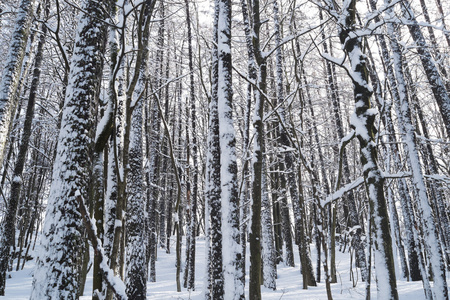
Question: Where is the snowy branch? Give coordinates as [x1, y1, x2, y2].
[76, 193, 128, 300]
[322, 177, 365, 207]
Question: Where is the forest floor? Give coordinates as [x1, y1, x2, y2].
[2, 236, 447, 299]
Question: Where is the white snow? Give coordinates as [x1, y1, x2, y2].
[3, 236, 448, 299]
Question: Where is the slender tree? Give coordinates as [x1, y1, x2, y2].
[0, 0, 46, 294]
[205, 1, 224, 298]
[184, 0, 199, 290]
[215, 0, 245, 296]
[400, 0, 450, 136]
[0, 0, 34, 168]
[323, 0, 398, 298]
[273, 0, 295, 268]
[385, 3, 448, 297]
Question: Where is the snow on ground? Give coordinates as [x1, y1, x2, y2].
[2, 236, 447, 299]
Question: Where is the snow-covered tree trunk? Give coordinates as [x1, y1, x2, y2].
[30, 0, 110, 298]
[102, 4, 125, 299]
[158, 76, 171, 251]
[125, 1, 155, 297]
[272, 0, 295, 268]
[248, 0, 268, 297]
[319, 7, 367, 281]
[410, 85, 450, 268]
[206, 1, 224, 298]
[0, 2, 44, 292]
[261, 158, 277, 290]
[216, 0, 245, 296]
[184, 0, 198, 290]
[91, 149, 105, 299]
[0, 0, 34, 169]
[146, 62, 160, 285]
[385, 6, 448, 297]
[125, 96, 147, 300]
[400, 0, 450, 137]
[184, 84, 192, 289]
[146, 1, 163, 283]
[104, 136, 121, 299]
[331, 0, 398, 298]
[367, 1, 424, 282]
[104, 71, 125, 300]
[238, 0, 255, 287]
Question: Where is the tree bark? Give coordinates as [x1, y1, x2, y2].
[401, 0, 450, 137]
[0, 1, 44, 293]
[30, 0, 110, 298]
[333, 0, 398, 298]
[205, 2, 224, 298]
[0, 0, 35, 168]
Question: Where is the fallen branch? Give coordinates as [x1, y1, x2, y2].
[76, 191, 128, 300]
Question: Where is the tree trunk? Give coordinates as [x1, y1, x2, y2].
[0, 1, 44, 293]
[30, 0, 110, 298]
[91, 151, 105, 299]
[125, 96, 147, 300]
[367, 1, 424, 281]
[335, 0, 398, 298]
[206, 2, 224, 298]
[146, 1, 164, 283]
[184, 0, 198, 289]
[261, 157, 277, 290]
[401, 0, 450, 137]
[385, 5, 448, 297]
[215, 0, 245, 296]
[0, 0, 34, 168]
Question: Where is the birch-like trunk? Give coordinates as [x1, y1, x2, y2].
[400, 0, 450, 137]
[0, 0, 34, 168]
[216, 0, 245, 297]
[385, 5, 448, 297]
[367, 0, 424, 281]
[0, 2, 44, 293]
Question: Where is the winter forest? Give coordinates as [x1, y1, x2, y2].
[0, 0, 449, 299]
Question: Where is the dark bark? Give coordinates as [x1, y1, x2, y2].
[76, 196, 126, 300]
[206, 2, 224, 298]
[0, 2, 44, 293]
[0, 0, 35, 168]
[335, 1, 398, 298]
[364, 4, 423, 280]
[320, 8, 367, 281]
[401, 0, 450, 137]
[30, 0, 110, 297]
[184, 0, 198, 289]
[92, 152, 105, 299]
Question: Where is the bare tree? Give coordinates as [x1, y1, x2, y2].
[30, 0, 111, 297]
